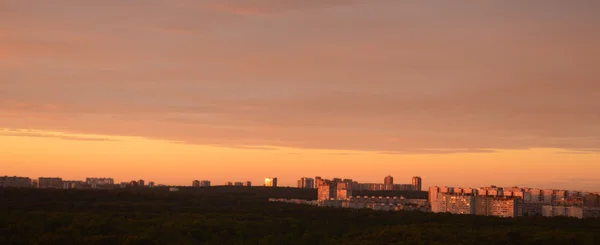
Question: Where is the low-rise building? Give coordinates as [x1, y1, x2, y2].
[542, 205, 584, 219]
[0, 176, 32, 188]
[437, 194, 476, 215]
[62, 180, 86, 189]
[38, 177, 63, 189]
[583, 207, 600, 218]
[476, 196, 523, 217]
[86, 178, 114, 188]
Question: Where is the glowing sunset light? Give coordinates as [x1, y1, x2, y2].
[1, 0, 599, 191]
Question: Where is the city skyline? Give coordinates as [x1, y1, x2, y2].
[2, 1, 600, 191]
[2, 173, 599, 194]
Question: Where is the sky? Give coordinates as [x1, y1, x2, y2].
[1, 0, 600, 191]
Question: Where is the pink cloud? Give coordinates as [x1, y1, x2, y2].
[1, 0, 599, 154]
[201, 0, 360, 16]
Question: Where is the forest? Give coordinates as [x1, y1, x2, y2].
[1, 187, 599, 245]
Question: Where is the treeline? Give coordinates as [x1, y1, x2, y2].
[0, 188, 599, 245]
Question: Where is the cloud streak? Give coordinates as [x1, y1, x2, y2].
[0, 129, 120, 142]
[202, 0, 360, 16]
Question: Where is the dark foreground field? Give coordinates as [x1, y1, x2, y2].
[1, 187, 599, 245]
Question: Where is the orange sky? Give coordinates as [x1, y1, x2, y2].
[1, 1, 599, 191]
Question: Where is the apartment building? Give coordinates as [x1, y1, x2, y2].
[0, 176, 32, 188]
[192, 180, 200, 187]
[437, 194, 476, 215]
[476, 196, 523, 218]
[542, 205, 584, 219]
[38, 177, 63, 189]
[265, 177, 278, 187]
[318, 180, 338, 201]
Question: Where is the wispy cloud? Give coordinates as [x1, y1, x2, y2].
[0, 129, 120, 142]
[208, 145, 280, 151]
[553, 149, 600, 155]
[201, 0, 360, 16]
[379, 149, 497, 155]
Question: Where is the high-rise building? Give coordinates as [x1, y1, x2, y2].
[149, 182, 155, 188]
[542, 189, 554, 204]
[192, 180, 200, 187]
[200, 180, 211, 187]
[138, 179, 145, 187]
[265, 177, 278, 187]
[31, 180, 38, 188]
[584, 193, 600, 207]
[226, 181, 233, 186]
[297, 177, 315, 189]
[38, 177, 63, 189]
[243, 181, 251, 187]
[429, 186, 440, 212]
[384, 175, 394, 185]
[304, 178, 315, 189]
[0, 176, 32, 188]
[412, 176, 422, 191]
[315, 176, 323, 189]
[318, 180, 337, 201]
[529, 189, 542, 203]
[555, 190, 568, 200]
[336, 188, 352, 200]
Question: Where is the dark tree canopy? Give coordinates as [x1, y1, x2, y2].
[0, 187, 598, 245]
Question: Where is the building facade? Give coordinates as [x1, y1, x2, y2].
[476, 196, 523, 217]
[298, 177, 315, 189]
[86, 178, 114, 188]
[318, 181, 337, 201]
[436, 193, 476, 215]
[412, 176, 422, 191]
[38, 177, 63, 189]
[265, 177, 278, 187]
[0, 176, 32, 188]
[62, 181, 86, 189]
[542, 205, 584, 219]
[384, 175, 394, 185]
